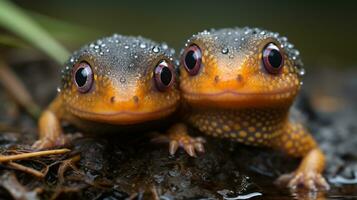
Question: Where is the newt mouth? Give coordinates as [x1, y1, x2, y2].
[182, 87, 297, 98]
[67, 104, 177, 124]
[181, 87, 297, 108]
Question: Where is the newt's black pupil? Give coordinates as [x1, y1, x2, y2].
[185, 50, 197, 70]
[268, 49, 282, 68]
[75, 68, 88, 87]
[160, 67, 172, 86]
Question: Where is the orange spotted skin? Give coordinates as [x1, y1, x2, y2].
[179, 27, 329, 190]
[33, 34, 180, 148]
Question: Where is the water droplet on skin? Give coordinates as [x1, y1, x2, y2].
[281, 37, 288, 42]
[202, 30, 210, 35]
[140, 43, 146, 48]
[120, 77, 126, 83]
[221, 48, 229, 54]
[293, 50, 300, 56]
[152, 46, 160, 53]
[299, 68, 306, 76]
[229, 54, 234, 59]
[161, 43, 168, 50]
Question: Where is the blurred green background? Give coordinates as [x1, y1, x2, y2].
[8, 0, 357, 68]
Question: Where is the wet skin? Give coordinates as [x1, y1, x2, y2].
[33, 34, 181, 149]
[178, 27, 330, 191]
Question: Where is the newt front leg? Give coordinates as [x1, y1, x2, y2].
[152, 123, 205, 157]
[273, 123, 330, 191]
[167, 123, 205, 157]
[32, 97, 66, 149]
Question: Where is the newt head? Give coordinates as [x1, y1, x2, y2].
[60, 34, 180, 124]
[179, 28, 304, 108]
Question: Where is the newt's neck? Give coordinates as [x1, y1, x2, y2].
[186, 106, 290, 146]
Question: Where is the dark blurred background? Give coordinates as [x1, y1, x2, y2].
[11, 0, 357, 68]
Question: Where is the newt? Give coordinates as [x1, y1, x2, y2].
[177, 27, 330, 191]
[32, 34, 181, 149]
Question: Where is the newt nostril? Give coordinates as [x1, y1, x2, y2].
[214, 75, 219, 83]
[110, 96, 116, 103]
[133, 96, 139, 104]
[237, 74, 243, 83]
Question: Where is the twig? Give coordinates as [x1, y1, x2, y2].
[0, 148, 70, 162]
[151, 185, 160, 200]
[0, 59, 41, 119]
[7, 161, 45, 178]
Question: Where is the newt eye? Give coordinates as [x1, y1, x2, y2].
[262, 43, 284, 74]
[154, 60, 175, 91]
[73, 62, 94, 93]
[183, 44, 202, 76]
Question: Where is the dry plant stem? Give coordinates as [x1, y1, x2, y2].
[0, 148, 71, 162]
[151, 185, 160, 200]
[127, 193, 138, 200]
[58, 155, 81, 183]
[0, 59, 41, 118]
[7, 161, 45, 178]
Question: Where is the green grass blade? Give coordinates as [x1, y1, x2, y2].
[0, 0, 70, 64]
